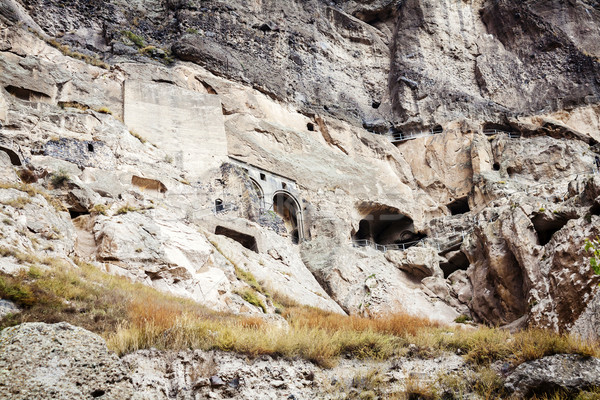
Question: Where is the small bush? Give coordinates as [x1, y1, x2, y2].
[95, 106, 112, 115]
[91, 204, 107, 216]
[129, 130, 147, 144]
[17, 168, 37, 184]
[3, 196, 31, 209]
[50, 170, 70, 188]
[235, 288, 266, 313]
[0, 182, 65, 211]
[454, 314, 472, 324]
[234, 266, 264, 294]
[122, 30, 145, 48]
[58, 101, 89, 111]
[46, 39, 109, 69]
[116, 205, 138, 215]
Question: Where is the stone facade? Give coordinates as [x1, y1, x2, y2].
[123, 80, 228, 178]
[44, 138, 116, 170]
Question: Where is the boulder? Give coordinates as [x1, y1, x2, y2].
[0, 299, 19, 318]
[505, 354, 600, 397]
[0, 322, 138, 399]
[385, 246, 444, 279]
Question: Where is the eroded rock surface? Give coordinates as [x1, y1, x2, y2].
[505, 354, 600, 398]
[0, 322, 138, 399]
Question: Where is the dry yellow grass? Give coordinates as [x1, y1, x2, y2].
[0, 182, 66, 211]
[0, 254, 598, 371]
[285, 306, 439, 337]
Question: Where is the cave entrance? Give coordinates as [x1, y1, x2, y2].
[531, 211, 577, 246]
[482, 122, 513, 135]
[68, 209, 90, 219]
[440, 250, 470, 278]
[0, 147, 22, 166]
[352, 204, 424, 249]
[215, 226, 258, 253]
[5, 85, 51, 102]
[447, 197, 470, 215]
[273, 191, 303, 244]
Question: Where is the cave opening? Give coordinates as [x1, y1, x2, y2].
[5, 85, 51, 102]
[493, 162, 500, 171]
[68, 209, 90, 219]
[531, 212, 576, 246]
[215, 226, 258, 253]
[307, 122, 315, 131]
[482, 122, 513, 133]
[432, 124, 444, 134]
[440, 250, 470, 278]
[273, 191, 303, 244]
[447, 197, 470, 215]
[352, 204, 424, 249]
[0, 147, 22, 166]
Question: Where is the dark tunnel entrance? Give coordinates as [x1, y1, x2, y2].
[273, 191, 303, 244]
[447, 197, 470, 215]
[215, 226, 258, 253]
[352, 204, 425, 250]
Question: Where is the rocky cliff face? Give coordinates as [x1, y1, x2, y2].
[1, 0, 600, 343]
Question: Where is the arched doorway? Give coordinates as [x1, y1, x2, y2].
[272, 190, 303, 244]
[249, 177, 265, 210]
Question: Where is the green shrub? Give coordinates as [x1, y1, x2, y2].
[122, 30, 145, 48]
[585, 237, 600, 276]
[454, 314, 472, 324]
[91, 204, 108, 215]
[129, 130, 147, 144]
[95, 106, 112, 115]
[116, 205, 138, 215]
[235, 288, 266, 313]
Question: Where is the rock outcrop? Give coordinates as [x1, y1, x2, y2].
[0, 322, 138, 399]
[505, 354, 600, 398]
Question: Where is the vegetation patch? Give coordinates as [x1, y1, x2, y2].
[91, 204, 108, 216]
[50, 169, 70, 188]
[46, 38, 109, 69]
[95, 106, 113, 115]
[122, 30, 145, 48]
[3, 196, 31, 209]
[129, 130, 147, 144]
[234, 288, 266, 313]
[116, 205, 139, 215]
[0, 252, 597, 373]
[0, 182, 65, 211]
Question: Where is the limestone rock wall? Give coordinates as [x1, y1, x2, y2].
[0, 0, 599, 336]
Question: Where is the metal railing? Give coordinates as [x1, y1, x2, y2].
[350, 238, 425, 252]
[389, 128, 444, 143]
[482, 129, 521, 139]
